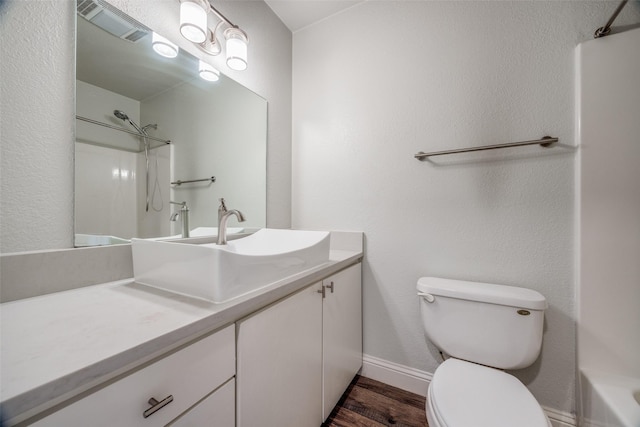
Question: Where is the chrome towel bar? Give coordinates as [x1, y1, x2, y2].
[414, 136, 558, 160]
[171, 176, 216, 186]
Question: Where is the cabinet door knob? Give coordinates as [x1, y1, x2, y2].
[143, 395, 173, 418]
[325, 281, 334, 294]
[317, 286, 326, 298]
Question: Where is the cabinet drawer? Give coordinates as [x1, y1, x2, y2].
[33, 325, 235, 427]
[170, 379, 235, 427]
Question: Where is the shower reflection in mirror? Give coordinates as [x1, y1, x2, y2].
[74, 88, 172, 246]
[112, 109, 164, 214]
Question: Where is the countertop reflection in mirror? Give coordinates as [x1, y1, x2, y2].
[75, 3, 266, 247]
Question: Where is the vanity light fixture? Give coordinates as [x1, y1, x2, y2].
[151, 32, 179, 58]
[199, 60, 220, 82]
[178, 0, 249, 71]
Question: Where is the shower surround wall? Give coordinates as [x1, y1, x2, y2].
[577, 27, 640, 427]
[292, 1, 637, 419]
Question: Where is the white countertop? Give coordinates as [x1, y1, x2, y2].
[1, 239, 362, 424]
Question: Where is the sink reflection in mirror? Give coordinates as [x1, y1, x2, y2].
[132, 229, 331, 303]
[75, 234, 131, 247]
[74, 227, 247, 247]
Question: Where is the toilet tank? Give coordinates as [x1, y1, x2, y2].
[417, 277, 547, 370]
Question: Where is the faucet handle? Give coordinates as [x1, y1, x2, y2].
[219, 198, 227, 211]
[218, 198, 227, 223]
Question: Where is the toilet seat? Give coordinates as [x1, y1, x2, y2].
[427, 358, 550, 427]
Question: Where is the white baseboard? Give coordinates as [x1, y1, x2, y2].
[360, 354, 576, 427]
[542, 405, 578, 427]
[361, 354, 431, 397]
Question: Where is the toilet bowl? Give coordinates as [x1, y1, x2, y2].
[417, 277, 550, 427]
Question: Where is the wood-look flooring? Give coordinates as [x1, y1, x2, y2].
[323, 376, 429, 427]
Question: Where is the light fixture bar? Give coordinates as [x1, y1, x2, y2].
[205, 1, 237, 29]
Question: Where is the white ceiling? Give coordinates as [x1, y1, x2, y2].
[264, 0, 363, 32]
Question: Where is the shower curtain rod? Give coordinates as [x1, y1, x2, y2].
[594, 0, 628, 38]
[76, 115, 171, 145]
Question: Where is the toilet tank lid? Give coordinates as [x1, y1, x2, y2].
[417, 277, 547, 310]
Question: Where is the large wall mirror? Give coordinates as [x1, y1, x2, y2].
[75, 2, 267, 246]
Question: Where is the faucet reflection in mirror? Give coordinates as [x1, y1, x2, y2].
[170, 201, 190, 238]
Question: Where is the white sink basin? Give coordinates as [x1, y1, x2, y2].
[131, 229, 330, 303]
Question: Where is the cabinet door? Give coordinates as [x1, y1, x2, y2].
[169, 379, 234, 427]
[322, 263, 363, 420]
[237, 283, 323, 427]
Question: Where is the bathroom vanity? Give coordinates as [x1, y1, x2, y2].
[0, 232, 363, 426]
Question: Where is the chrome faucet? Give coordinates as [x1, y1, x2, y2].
[169, 201, 190, 238]
[217, 198, 245, 245]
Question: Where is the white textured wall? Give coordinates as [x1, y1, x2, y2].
[0, 0, 75, 253]
[0, 0, 291, 254]
[578, 28, 640, 378]
[292, 1, 638, 414]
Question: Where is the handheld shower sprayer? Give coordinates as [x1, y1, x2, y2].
[113, 109, 163, 213]
[113, 110, 145, 135]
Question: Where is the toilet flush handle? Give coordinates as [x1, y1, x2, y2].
[417, 292, 435, 303]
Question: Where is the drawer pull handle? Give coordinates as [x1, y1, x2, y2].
[143, 395, 173, 418]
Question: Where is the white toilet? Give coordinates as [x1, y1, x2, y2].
[417, 276, 551, 427]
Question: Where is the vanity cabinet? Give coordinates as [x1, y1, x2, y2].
[32, 325, 235, 427]
[236, 263, 362, 426]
